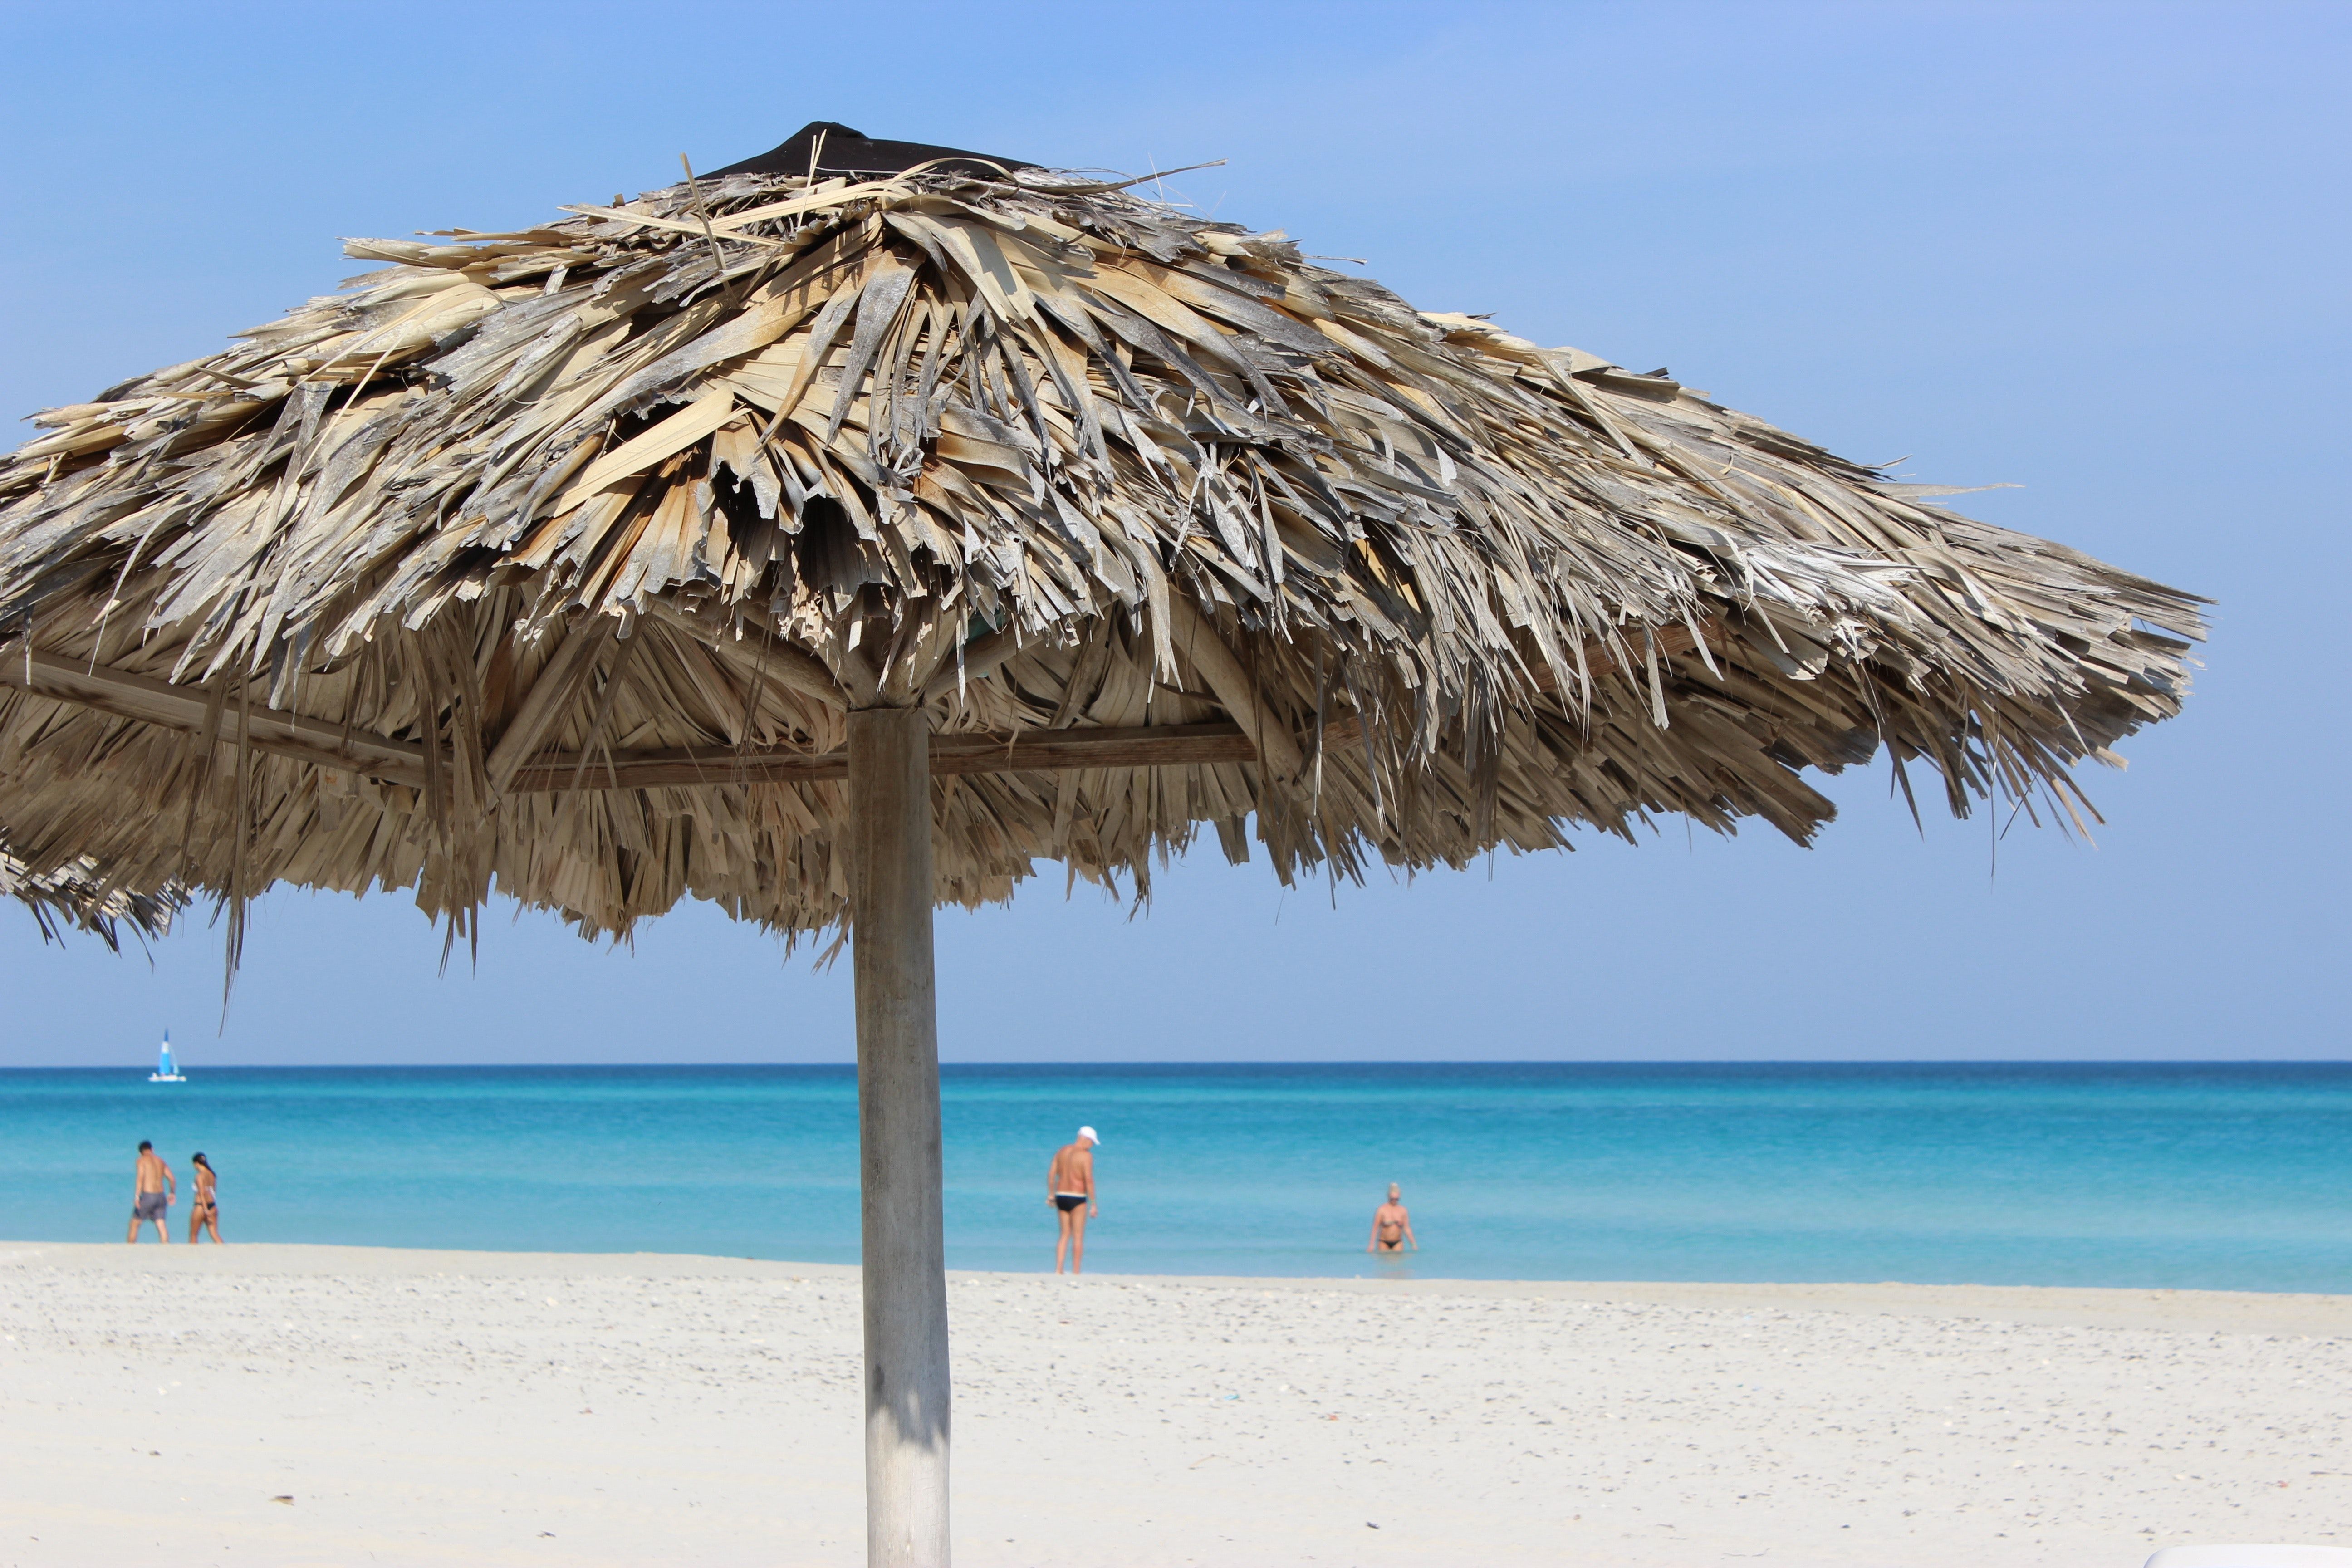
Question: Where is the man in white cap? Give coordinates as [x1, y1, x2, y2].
[1046, 1127, 1100, 1274]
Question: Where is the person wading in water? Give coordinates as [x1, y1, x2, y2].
[1367, 1182, 1418, 1253]
[1046, 1127, 1100, 1275]
[127, 1141, 174, 1243]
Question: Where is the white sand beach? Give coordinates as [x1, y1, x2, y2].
[1, 1244, 2345, 1567]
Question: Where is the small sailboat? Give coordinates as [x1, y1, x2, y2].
[149, 1031, 186, 1083]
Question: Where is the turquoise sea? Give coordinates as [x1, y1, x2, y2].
[4, 1063, 2347, 1290]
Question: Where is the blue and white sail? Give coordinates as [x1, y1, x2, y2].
[149, 1031, 185, 1083]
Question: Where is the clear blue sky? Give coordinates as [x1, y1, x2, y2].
[0, 0, 2342, 1065]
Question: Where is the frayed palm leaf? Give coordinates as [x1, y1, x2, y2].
[0, 843, 183, 950]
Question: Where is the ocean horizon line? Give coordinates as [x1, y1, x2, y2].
[9, 1058, 2349, 1070]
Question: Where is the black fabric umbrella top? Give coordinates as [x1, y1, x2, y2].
[707, 122, 1034, 182]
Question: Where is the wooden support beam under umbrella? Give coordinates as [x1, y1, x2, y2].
[0, 122, 2202, 1564]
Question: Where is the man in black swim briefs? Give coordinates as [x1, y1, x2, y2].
[1046, 1127, 1099, 1275]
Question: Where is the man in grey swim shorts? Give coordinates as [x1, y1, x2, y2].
[127, 1140, 174, 1244]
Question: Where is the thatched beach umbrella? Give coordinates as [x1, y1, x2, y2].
[0, 121, 2200, 1562]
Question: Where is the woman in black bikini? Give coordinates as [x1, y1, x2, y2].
[186, 1152, 223, 1244]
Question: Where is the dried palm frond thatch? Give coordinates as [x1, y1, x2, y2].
[0, 142, 2203, 943]
[1, 842, 182, 949]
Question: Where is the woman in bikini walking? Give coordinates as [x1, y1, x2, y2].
[186, 1152, 223, 1244]
[1045, 1127, 1099, 1275]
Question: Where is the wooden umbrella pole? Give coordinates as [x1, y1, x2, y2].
[847, 706, 951, 1567]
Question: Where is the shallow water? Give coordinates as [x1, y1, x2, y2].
[5, 1062, 2347, 1289]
